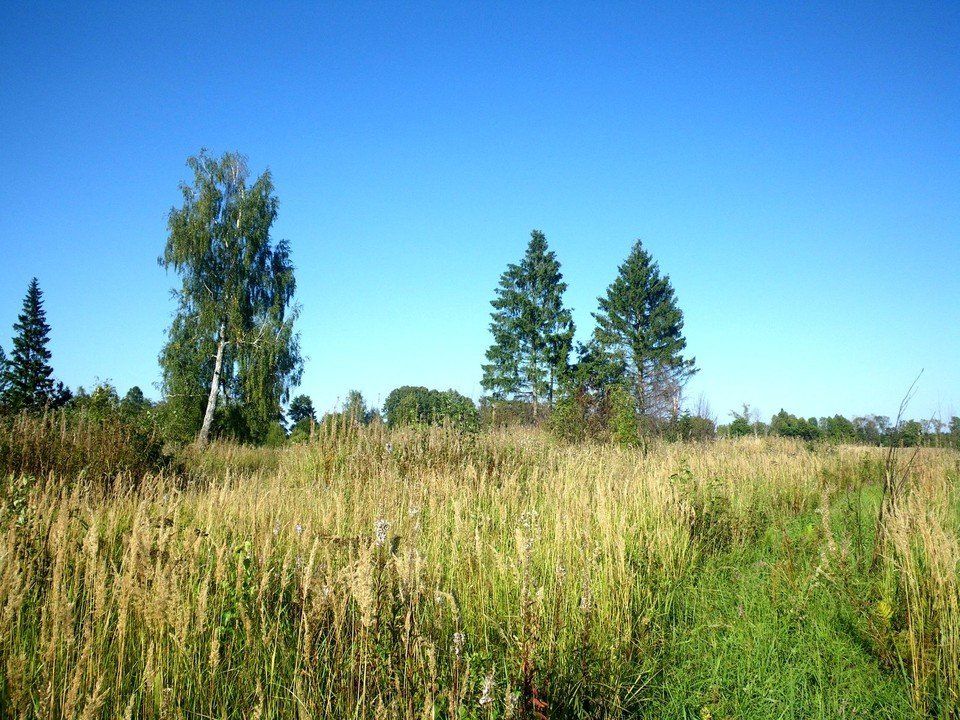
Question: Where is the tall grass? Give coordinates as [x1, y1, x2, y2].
[0, 426, 957, 718]
[0, 410, 168, 483]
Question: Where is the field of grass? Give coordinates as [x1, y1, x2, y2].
[1, 425, 958, 719]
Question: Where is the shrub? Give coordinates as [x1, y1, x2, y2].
[609, 385, 642, 446]
[263, 421, 288, 447]
[480, 398, 539, 427]
[671, 412, 717, 441]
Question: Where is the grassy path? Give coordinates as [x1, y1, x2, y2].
[647, 507, 916, 719]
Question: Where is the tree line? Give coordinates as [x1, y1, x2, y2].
[1, 150, 956, 450]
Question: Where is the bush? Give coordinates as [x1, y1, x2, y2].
[671, 412, 717, 441]
[548, 384, 646, 446]
[608, 385, 642, 446]
[480, 398, 539, 428]
[263, 421, 288, 447]
[548, 392, 593, 442]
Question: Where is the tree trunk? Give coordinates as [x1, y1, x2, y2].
[198, 323, 227, 446]
[530, 341, 539, 419]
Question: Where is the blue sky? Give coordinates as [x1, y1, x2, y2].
[1, 1, 957, 421]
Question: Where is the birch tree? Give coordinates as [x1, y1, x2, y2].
[159, 151, 302, 445]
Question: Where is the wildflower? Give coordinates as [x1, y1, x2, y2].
[519, 508, 539, 532]
[295, 524, 303, 535]
[479, 672, 495, 706]
[386, 442, 393, 453]
[374, 518, 391, 546]
[408, 505, 420, 518]
[453, 631, 465, 657]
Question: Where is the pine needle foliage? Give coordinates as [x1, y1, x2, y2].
[481, 230, 575, 416]
[593, 240, 696, 419]
[2, 278, 67, 412]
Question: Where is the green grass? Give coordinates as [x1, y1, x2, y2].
[649, 506, 916, 719]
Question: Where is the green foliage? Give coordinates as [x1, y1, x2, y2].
[288, 393, 315, 425]
[672, 411, 717, 441]
[548, 340, 626, 441]
[547, 392, 590, 441]
[609, 384, 642, 446]
[726, 404, 767, 437]
[479, 397, 538, 428]
[0, 345, 9, 408]
[288, 422, 312, 444]
[2, 278, 69, 412]
[317, 390, 374, 430]
[286, 393, 316, 441]
[120, 385, 152, 418]
[383, 386, 479, 430]
[728, 416, 753, 437]
[263, 421, 288, 447]
[159, 150, 302, 444]
[593, 240, 696, 419]
[344, 389, 369, 424]
[853, 415, 886, 445]
[895, 419, 924, 447]
[819, 414, 857, 443]
[481, 230, 574, 416]
[384, 386, 431, 426]
[770, 409, 821, 441]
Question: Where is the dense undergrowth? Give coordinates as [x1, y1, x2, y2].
[0, 410, 170, 483]
[0, 425, 957, 718]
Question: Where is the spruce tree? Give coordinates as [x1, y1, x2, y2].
[0, 345, 9, 411]
[481, 230, 575, 416]
[287, 394, 316, 425]
[593, 240, 695, 419]
[4, 278, 58, 411]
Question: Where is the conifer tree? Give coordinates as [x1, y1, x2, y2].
[481, 230, 575, 416]
[287, 394, 316, 425]
[593, 240, 695, 419]
[3, 278, 61, 412]
[0, 346, 8, 399]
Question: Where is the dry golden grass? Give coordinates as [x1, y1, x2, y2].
[0, 426, 957, 718]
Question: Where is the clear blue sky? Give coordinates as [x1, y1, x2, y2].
[1, 1, 957, 422]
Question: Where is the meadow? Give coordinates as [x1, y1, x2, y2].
[1, 421, 958, 719]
